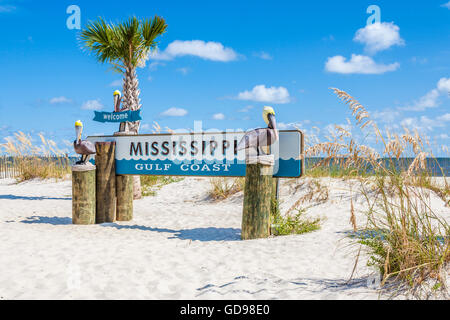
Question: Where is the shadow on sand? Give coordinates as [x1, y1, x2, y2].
[21, 216, 73, 225]
[195, 275, 381, 298]
[17, 217, 240, 241]
[101, 223, 241, 242]
[0, 194, 71, 201]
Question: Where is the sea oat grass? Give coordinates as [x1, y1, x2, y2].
[0, 132, 71, 182]
[359, 175, 449, 295]
[323, 88, 449, 297]
[140, 175, 184, 197]
[209, 177, 245, 200]
[287, 178, 329, 214]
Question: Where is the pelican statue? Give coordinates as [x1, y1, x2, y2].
[74, 120, 96, 165]
[237, 106, 279, 156]
[113, 90, 122, 112]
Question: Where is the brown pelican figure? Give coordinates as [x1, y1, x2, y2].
[74, 121, 96, 165]
[113, 90, 122, 112]
[237, 106, 279, 156]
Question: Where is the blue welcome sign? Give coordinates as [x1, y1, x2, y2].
[93, 110, 142, 123]
[87, 130, 304, 178]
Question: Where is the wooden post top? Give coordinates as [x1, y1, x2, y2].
[114, 131, 138, 136]
[95, 141, 116, 146]
[246, 154, 275, 166]
[72, 164, 96, 172]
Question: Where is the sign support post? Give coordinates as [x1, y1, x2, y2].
[241, 155, 274, 240]
[114, 132, 135, 220]
[95, 142, 117, 224]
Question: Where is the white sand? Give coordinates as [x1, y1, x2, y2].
[0, 176, 448, 300]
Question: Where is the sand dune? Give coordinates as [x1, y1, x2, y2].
[0, 177, 448, 300]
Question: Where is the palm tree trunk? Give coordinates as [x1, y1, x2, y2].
[120, 66, 142, 133]
[121, 66, 142, 199]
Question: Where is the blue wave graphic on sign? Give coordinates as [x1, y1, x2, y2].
[115, 159, 301, 178]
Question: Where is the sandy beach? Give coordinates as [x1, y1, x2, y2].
[0, 177, 448, 300]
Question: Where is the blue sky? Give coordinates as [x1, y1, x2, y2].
[0, 0, 449, 155]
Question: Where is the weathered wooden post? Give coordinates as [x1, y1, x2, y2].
[116, 174, 133, 221]
[113, 132, 134, 221]
[72, 165, 96, 225]
[241, 155, 274, 240]
[95, 142, 116, 223]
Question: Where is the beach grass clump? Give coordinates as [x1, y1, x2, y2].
[359, 176, 449, 295]
[271, 204, 322, 236]
[209, 177, 245, 200]
[287, 178, 329, 214]
[0, 132, 71, 182]
[405, 174, 449, 207]
[140, 175, 184, 197]
[313, 88, 450, 295]
[140, 176, 160, 197]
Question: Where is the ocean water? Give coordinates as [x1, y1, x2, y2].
[305, 157, 450, 177]
[1, 156, 449, 177]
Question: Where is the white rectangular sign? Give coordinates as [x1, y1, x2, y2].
[87, 130, 304, 178]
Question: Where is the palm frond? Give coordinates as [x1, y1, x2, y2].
[142, 16, 168, 49]
[80, 18, 119, 64]
[80, 15, 167, 70]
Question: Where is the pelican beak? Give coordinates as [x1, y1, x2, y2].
[114, 95, 119, 112]
[75, 126, 82, 143]
[113, 90, 122, 112]
[268, 113, 277, 130]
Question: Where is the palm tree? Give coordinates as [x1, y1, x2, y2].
[80, 16, 167, 199]
[80, 16, 167, 133]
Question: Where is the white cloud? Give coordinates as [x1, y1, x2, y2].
[254, 51, 272, 60]
[404, 77, 450, 111]
[160, 107, 188, 117]
[0, 5, 16, 13]
[81, 99, 103, 111]
[354, 22, 404, 55]
[149, 61, 165, 71]
[409, 89, 440, 111]
[400, 116, 436, 132]
[109, 79, 122, 87]
[237, 85, 291, 104]
[176, 67, 190, 75]
[437, 77, 450, 92]
[372, 109, 401, 123]
[212, 113, 225, 120]
[400, 113, 450, 132]
[278, 121, 310, 130]
[322, 35, 335, 41]
[325, 54, 400, 74]
[441, 1, 450, 9]
[50, 96, 72, 104]
[437, 113, 450, 122]
[151, 40, 238, 62]
[411, 57, 428, 65]
[238, 105, 254, 113]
